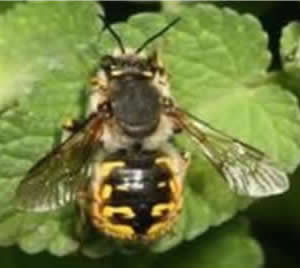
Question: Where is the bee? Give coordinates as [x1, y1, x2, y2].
[15, 16, 289, 243]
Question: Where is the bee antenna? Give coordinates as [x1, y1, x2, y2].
[98, 14, 126, 54]
[135, 17, 181, 54]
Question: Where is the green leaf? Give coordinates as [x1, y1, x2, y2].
[280, 21, 300, 88]
[153, 218, 263, 268]
[0, 2, 19, 14]
[281, 22, 300, 70]
[0, 2, 300, 258]
[0, 2, 101, 110]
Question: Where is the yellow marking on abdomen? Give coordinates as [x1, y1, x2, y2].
[92, 217, 135, 240]
[151, 203, 175, 217]
[103, 223, 135, 240]
[102, 206, 135, 219]
[101, 184, 113, 200]
[99, 161, 125, 178]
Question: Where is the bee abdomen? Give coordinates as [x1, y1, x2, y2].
[89, 155, 182, 241]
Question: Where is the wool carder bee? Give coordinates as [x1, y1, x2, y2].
[15, 16, 289, 244]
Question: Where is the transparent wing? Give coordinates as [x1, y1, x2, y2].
[171, 108, 289, 197]
[15, 114, 104, 212]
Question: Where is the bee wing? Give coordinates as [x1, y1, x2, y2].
[15, 114, 104, 212]
[170, 108, 289, 197]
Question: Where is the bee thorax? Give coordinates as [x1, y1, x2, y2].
[110, 76, 161, 138]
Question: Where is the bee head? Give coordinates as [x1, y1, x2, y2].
[101, 50, 162, 79]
